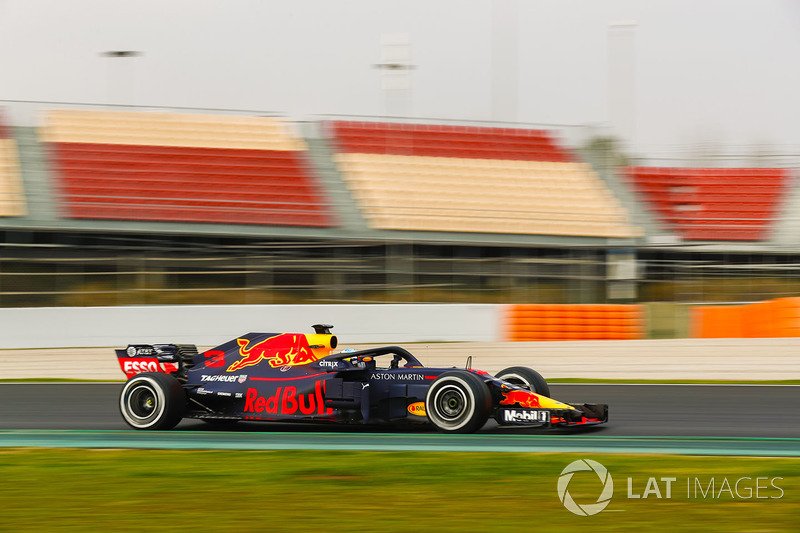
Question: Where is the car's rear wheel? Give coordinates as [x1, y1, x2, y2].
[425, 371, 492, 434]
[119, 372, 185, 430]
[496, 366, 550, 397]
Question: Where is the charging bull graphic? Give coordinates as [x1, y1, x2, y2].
[500, 389, 541, 408]
[227, 334, 321, 372]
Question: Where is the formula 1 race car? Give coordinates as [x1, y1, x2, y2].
[116, 325, 608, 433]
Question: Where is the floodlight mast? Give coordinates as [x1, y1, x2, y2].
[100, 50, 144, 107]
[373, 34, 416, 118]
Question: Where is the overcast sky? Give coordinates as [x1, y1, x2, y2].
[1, 0, 799, 158]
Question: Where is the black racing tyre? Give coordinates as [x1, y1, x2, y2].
[496, 366, 550, 397]
[425, 371, 492, 434]
[119, 372, 185, 430]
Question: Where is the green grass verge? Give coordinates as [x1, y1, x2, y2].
[0, 449, 797, 531]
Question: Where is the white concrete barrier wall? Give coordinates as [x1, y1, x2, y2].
[0, 304, 502, 349]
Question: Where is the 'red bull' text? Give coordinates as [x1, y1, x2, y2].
[243, 381, 333, 416]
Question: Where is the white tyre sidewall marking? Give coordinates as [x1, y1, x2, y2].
[426, 376, 476, 431]
[498, 373, 531, 390]
[120, 376, 167, 429]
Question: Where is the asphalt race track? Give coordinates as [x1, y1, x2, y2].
[1, 383, 799, 438]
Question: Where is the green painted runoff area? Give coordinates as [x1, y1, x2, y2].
[1, 430, 799, 456]
[0, 449, 797, 532]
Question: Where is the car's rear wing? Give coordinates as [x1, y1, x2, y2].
[115, 343, 198, 379]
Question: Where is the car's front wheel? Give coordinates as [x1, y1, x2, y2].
[119, 372, 185, 430]
[425, 371, 492, 433]
[496, 366, 550, 397]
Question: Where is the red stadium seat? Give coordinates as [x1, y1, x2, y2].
[329, 120, 573, 163]
[625, 166, 790, 242]
[45, 113, 335, 228]
[330, 120, 641, 238]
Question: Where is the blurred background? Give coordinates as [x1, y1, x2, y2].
[2, 0, 800, 343]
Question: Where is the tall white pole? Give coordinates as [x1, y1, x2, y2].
[608, 22, 637, 148]
[376, 34, 414, 118]
[491, 0, 519, 123]
[101, 50, 143, 108]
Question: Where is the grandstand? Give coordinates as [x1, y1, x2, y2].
[1, 105, 799, 313]
[624, 166, 791, 241]
[41, 109, 334, 227]
[0, 108, 26, 217]
[330, 121, 642, 238]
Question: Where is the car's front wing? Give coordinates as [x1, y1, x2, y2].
[494, 402, 608, 428]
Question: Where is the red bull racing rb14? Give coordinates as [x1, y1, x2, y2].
[116, 324, 608, 433]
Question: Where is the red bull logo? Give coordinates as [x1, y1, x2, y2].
[500, 389, 541, 408]
[227, 334, 321, 372]
[243, 381, 333, 416]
